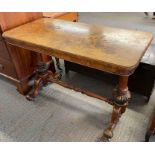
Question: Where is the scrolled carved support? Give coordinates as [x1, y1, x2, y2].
[26, 77, 42, 101]
[101, 76, 131, 141]
[26, 59, 57, 101]
[102, 102, 128, 140]
[102, 105, 122, 140]
[113, 86, 131, 105]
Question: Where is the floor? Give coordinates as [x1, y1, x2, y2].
[0, 12, 155, 142]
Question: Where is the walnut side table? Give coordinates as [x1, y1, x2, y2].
[3, 18, 153, 141]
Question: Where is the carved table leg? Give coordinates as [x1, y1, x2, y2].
[26, 60, 56, 101]
[101, 76, 131, 141]
[26, 77, 42, 101]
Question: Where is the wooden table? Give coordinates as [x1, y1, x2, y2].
[3, 18, 153, 141]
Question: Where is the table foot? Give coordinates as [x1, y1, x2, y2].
[103, 105, 121, 139]
[26, 94, 35, 101]
[102, 103, 128, 140]
[96, 136, 110, 142]
[101, 76, 131, 140]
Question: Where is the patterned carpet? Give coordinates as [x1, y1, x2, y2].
[0, 74, 154, 142]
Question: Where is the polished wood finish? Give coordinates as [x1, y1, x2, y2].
[43, 12, 78, 21]
[0, 12, 46, 94]
[43, 12, 78, 70]
[0, 38, 11, 60]
[3, 18, 153, 140]
[102, 76, 131, 139]
[64, 26, 155, 101]
[0, 56, 17, 78]
[3, 18, 153, 76]
[145, 108, 155, 141]
[0, 12, 78, 94]
[0, 12, 43, 31]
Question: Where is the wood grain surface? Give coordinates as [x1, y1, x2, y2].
[0, 12, 43, 31]
[3, 18, 153, 75]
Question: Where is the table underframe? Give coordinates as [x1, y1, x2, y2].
[26, 59, 131, 141]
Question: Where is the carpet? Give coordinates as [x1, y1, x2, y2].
[0, 75, 154, 142]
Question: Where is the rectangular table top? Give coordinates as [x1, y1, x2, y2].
[3, 18, 153, 75]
